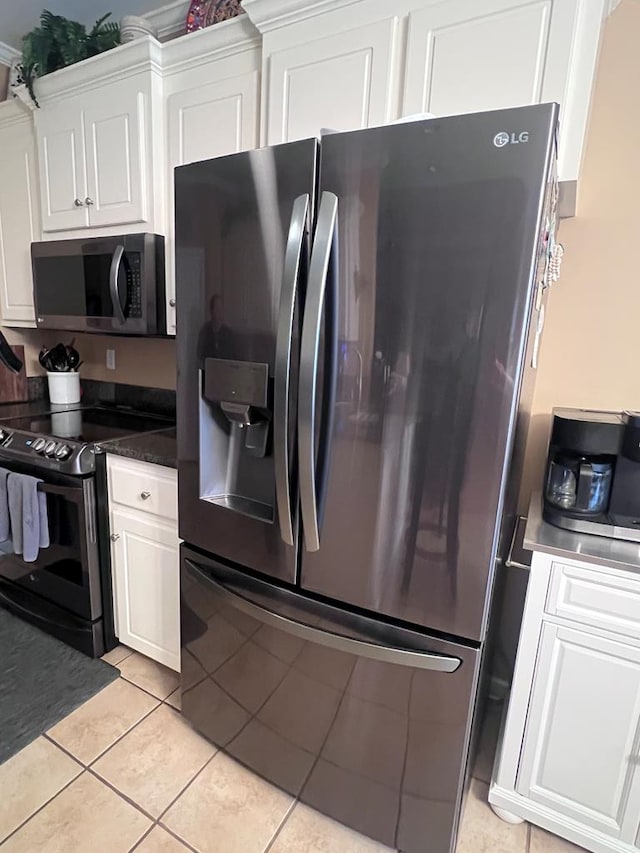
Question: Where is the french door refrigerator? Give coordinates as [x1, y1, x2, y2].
[176, 104, 558, 853]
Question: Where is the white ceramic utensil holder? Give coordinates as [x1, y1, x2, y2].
[47, 371, 81, 405]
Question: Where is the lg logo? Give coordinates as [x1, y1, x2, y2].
[493, 130, 529, 147]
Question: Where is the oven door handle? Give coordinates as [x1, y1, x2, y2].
[109, 245, 127, 325]
[37, 483, 83, 503]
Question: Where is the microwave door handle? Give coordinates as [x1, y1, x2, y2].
[274, 193, 309, 546]
[109, 245, 127, 325]
[298, 191, 338, 553]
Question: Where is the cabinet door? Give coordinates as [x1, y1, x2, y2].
[517, 623, 640, 842]
[266, 17, 399, 144]
[83, 84, 147, 228]
[165, 71, 259, 333]
[36, 104, 87, 232]
[0, 119, 39, 326]
[110, 508, 180, 671]
[403, 0, 577, 117]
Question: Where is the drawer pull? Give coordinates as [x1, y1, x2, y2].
[140, 490, 151, 500]
[110, 533, 120, 541]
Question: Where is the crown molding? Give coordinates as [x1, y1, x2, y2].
[143, 0, 190, 40]
[0, 40, 20, 67]
[32, 36, 163, 103]
[242, 0, 363, 33]
[0, 98, 32, 127]
[162, 14, 259, 73]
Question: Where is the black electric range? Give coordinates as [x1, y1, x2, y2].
[0, 405, 173, 475]
[0, 402, 174, 657]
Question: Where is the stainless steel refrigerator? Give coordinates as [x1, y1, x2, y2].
[176, 104, 558, 853]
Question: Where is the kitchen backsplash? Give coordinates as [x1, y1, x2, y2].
[3, 328, 176, 390]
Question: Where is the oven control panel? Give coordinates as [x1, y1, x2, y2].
[0, 430, 95, 475]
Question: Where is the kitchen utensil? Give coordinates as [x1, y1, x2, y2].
[48, 343, 70, 372]
[66, 346, 80, 370]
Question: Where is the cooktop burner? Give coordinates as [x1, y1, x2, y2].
[0, 405, 174, 475]
[4, 407, 172, 443]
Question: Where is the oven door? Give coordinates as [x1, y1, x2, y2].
[31, 233, 163, 335]
[0, 464, 101, 621]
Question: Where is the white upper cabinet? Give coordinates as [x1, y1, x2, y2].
[245, 0, 607, 190]
[0, 103, 40, 327]
[37, 101, 86, 231]
[265, 16, 399, 143]
[33, 37, 165, 237]
[163, 17, 261, 334]
[244, 0, 403, 144]
[404, 0, 556, 116]
[402, 0, 606, 184]
[82, 82, 148, 228]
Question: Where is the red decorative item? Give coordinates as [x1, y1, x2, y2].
[185, 0, 210, 32]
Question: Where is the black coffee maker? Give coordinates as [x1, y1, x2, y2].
[543, 408, 640, 541]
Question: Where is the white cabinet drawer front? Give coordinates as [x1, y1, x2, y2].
[517, 623, 640, 840]
[267, 17, 398, 144]
[111, 507, 180, 671]
[547, 561, 640, 642]
[108, 457, 177, 521]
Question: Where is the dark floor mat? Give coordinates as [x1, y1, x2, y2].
[0, 608, 118, 764]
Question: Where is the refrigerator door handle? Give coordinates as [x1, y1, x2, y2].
[298, 191, 338, 552]
[274, 194, 309, 546]
[185, 558, 461, 672]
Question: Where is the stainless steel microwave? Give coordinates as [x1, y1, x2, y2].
[31, 234, 165, 335]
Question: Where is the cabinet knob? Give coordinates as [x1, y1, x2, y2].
[85, 196, 94, 206]
[140, 490, 151, 500]
[110, 533, 120, 541]
[169, 298, 176, 308]
[73, 198, 84, 207]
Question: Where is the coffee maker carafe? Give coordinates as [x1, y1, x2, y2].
[543, 408, 640, 542]
[546, 452, 613, 515]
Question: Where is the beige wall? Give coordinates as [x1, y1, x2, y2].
[519, 0, 640, 509]
[4, 328, 176, 390]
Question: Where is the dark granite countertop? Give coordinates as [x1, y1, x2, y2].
[97, 427, 177, 469]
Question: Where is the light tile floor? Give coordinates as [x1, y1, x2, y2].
[0, 647, 587, 853]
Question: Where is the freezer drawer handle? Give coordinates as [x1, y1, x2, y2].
[274, 194, 309, 546]
[298, 191, 338, 552]
[185, 559, 461, 673]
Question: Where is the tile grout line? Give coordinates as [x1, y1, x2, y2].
[118, 672, 180, 704]
[0, 761, 85, 845]
[86, 765, 159, 823]
[526, 820, 532, 852]
[127, 823, 156, 852]
[262, 798, 298, 853]
[156, 748, 220, 825]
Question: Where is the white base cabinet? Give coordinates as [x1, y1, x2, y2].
[107, 456, 180, 672]
[0, 102, 40, 327]
[490, 550, 640, 853]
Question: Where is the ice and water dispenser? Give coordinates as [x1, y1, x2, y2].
[199, 357, 275, 523]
